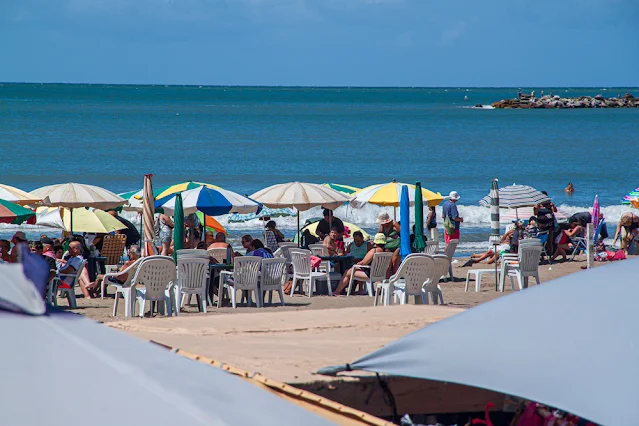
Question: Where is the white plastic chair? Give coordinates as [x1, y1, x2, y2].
[308, 244, 334, 288]
[444, 239, 459, 280]
[426, 254, 449, 304]
[346, 252, 393, 297]
[105, 257, 144, 317]
[219, 256, 261, 308]
[424, 240, 439, 255]
[289, 248, 329, 297]
[207, 247, 228, 264]
[278, 242, 298, 249]
[133, 256, 177, 318]
[374, 254, 434, 306]
[260, 258, 287, 306]
[176, 249, 212, 306]
[50, 259, 87, 308]
[176, 258, 209, 313]
[499, 245, 542, 292]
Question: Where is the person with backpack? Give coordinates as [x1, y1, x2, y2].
[442, 191, 463, 245]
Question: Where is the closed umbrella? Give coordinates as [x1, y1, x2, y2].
[399, 185, 411, 260]
[173, 193, 184, 262]
[31, 182, 126, 233]
[250, 182, 353, 246]
[156, 186, 260, 217]
[592, 195, 600, 230]
[0, 184, 41, 205]
[142, 174, 155, 256]
[318, 259, 639, 426]
[412, 182, 426, 253]
[0, 200, 35, 225]
[489, 179, 500, 290]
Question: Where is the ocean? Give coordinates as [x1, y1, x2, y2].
[1, 84, 637, 254]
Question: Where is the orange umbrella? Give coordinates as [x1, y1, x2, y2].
[196, 212, 227, 235]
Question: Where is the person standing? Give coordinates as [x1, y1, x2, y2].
[534, 194, 557, 258]
[426, 206, 437, 240]
[442, 191, 463, 245]
[316, 209, 344, 240]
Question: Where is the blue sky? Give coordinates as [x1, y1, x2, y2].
[1, 0, 637, 86]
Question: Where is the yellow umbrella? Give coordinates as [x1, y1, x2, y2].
[301, 220, 370, 241]
[351, 181, 443, 208]
[61, 208, 127, 233]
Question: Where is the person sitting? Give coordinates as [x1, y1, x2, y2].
[57, 241, 91, 298]
[334, 233, 387, 296]
[234, 235, 253, 257]
[552, 222, 584, 262]
[323, 227, 345, 257]
[196, 241, 208, 250]
[204, 231, 215, 247]
[467, 223, 521, 265]
[8, 231, 28, 263]
[524, 217, 539, 239]
[246, 239, 274, 259]
[265, 220, 285, 242]
[207, 232, 234, 262]
[86, 245, 141, 298]
[316, 209, 345, 240]
[346, 231, 370, 262]
[0, 239, 10, 263]
[39, 238, 58, 285]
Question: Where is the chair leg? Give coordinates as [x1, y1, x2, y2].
[499, 266, 506, 292]
[201, 291, 207, 313]
[373, 285, 379, 306]
[113, 292, 120, 316]
[307, 278, 313, 297]
[535, 273, 541, 286]
[465, 273, 470, 292]
[438, 286, 444, 304]
[139, 299, 145, 318]
[278, 288, 285, 306]
[448, 264, 454, 281]
[68, 290, 77, 309]
[230, 287, 237, 309]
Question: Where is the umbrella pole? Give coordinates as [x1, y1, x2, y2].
[71, 209, 74, 236]
[297, 211, 300, 248]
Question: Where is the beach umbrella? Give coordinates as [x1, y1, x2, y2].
[296, 220, 370, 242]
[0, 262, 335, 426]
[399, 185, 411, 260]
[35, 207, 127, 233]
[130, 180, 224, 201]
[489, 179, 500, 291]
[0, 184, 41, 206]
[156, 186, 260, 217]
[228, 206, 295, 223]
[195, 212, 227, 235]
[142, 174, 155, 256]
[351, 181, 443, 209]
[319, 260, 639, 426]
[592, 195, 600, 230]
[499, 207, 569, 222]
[622, 188, 639, 204]
[173, 193, 184, 262]
[250, 182, 353, 245]
[321, 183, 360, 194]
[0, 199, 36, 225]
[412, 182, 426, 253]
[479, 184, 550, 210]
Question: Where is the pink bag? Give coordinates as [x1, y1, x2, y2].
[310, 255, 322, 269]
[612, 250, 627, 261]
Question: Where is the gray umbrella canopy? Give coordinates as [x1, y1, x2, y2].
[0, 267, 332, 426]
[479, 184, 550, 209]
[318, 260, 639, 426]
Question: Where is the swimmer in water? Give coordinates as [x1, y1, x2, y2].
[565, 182, 574, 195]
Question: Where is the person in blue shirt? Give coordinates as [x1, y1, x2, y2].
[441, 191, 463, 245]
[246, 239, 274, 259]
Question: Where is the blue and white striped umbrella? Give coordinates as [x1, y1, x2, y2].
[155, 186, 260, 217]
[228, 206, 295, 223]
[489, 179, 500, 245]
[479, 184, 550, 209]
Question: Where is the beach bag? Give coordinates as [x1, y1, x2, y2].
[444, 215, 456, 236]
[283, 279, 293, 295]
[310, 255, 322, 270]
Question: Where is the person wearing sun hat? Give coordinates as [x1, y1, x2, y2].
[442, 191, 463, 245]
[334, 233, 388, 296]
[376, 212, 400, 241]
[8, 231, 28, 263]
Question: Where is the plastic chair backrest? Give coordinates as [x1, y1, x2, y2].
[370, 252, 393, 283]
[519, 238, 542, 247]
[232, 256, 261, 290]
[177, 258, 209, 291]
[260, 258, 287, 291]
[428, 254, 450, 290]
[444, 239, 458, 260]
[132, 256, 176, 301]
[263, 230, 279, 253]
[394, 253, 434, 296]
[207, 248, 227, 264]
[65, 259, 87, 288]
[177, 249, 209, 260]
[308, 244, 329, 257]
[289, 248, 312, 276]
[518, 245, 542, 274]
[424, 240, 439, 255]
[278, 242, 298, 248]
[101, 234, 126, 265]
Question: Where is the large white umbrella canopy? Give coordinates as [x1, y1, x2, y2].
[157, 186, 260, 216]
[31, 183, 126, 210]
[35, 207, 127, 233]
[319, 260, 639, 426]
[250, 182, 352, 212]
[0, 184, 41, 205]
[479, 184, 550, 209]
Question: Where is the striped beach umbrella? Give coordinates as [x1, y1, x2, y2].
[592, 195, 600, 230]
[228, 206, 295, 223]
[321, 183, 360, 195]
[622, 188, 639, 204]
[489, 179, 500, 290]
[142, 174, 155, 256]
[351, 181, 443, 208]
[479, 184, 550, 211]
[499, 207, 568, 221]
[156, 186, 260, 217]
[0, 199, 36, 225]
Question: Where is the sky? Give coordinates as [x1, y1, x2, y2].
[0, 0, 637, 86]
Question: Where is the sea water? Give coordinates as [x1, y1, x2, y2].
[1, 84, 637, 254]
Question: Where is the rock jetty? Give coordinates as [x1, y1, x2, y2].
[492, 93, 638, 109]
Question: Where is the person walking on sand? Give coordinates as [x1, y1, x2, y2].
[442, 191, 462, 245]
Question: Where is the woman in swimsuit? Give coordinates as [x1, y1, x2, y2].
[334, 233, 387, 296]
[614, 212, 639, 253]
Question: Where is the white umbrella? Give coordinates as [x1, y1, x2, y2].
[499, 206, 569, 222]
[479, 184, 550, 209]
[31, 182, 125, 234]
[157, 186, 260, 216]
[250, 182, 353, 244]
[0, 184, 41, 205]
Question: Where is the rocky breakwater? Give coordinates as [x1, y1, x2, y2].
[492, 93, 639, 109]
